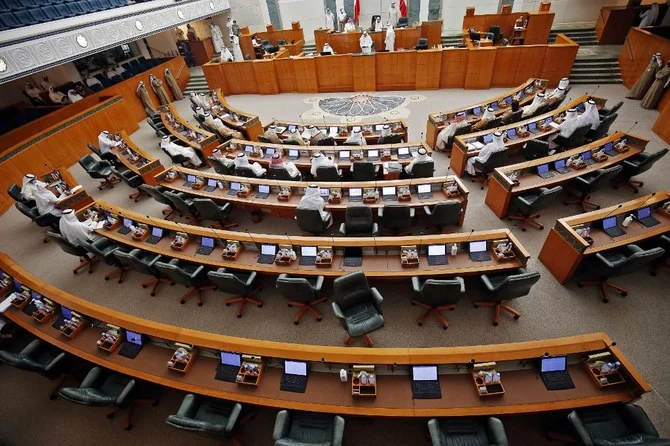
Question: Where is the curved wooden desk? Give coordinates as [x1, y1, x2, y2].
[41, 168, 93, 212]
[160, 104, 218, 159]
[156, 166, 469, 224]
[111, 131, 165, 186]
[210, 90, 264, 141]
[450, 94, 607, 177]
[86, 200, 527, 278]
[264, 119, 408, 145]
[484, 132, 648, 219]
[0, 253, 650, 417]
[426, 78, 548, 149]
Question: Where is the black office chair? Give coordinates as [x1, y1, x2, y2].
[295, 208, 331, 234]
[80, 237, 129, 283]
[553, 124, 592, 150]
[45, 231, 96, 274]
[78, 154, 120, 190]
[207, 268, 262, 318]
[147, 118, 167, 136]
[351, 161, 376, 181]
[276, 274, 327, 325]
[192, 198, 238, 229]
[650, 234, 670, 276]
[444, 123, 473, 157]
[411, 276, 464, 329]
[273, 411, 345, 446]
[315, 166, 341, 181]
[110, 167, 149, 202]
[501, 109, 523, 125]
[409, 160, 435, 179]
[155, 259, 214, 306]
[0, 339, 68, 399]
[317, 137, 336, 146]
[161, 146, 191, 167]
[416, 37, 429, 50]
[428, 417, 509, 446]
[208, 156, 234, 175]
[474, 268, 541, 326]
[472, 149, 508, 189]
[378, 204, 415, 235]
[164, 190, 199, 222]
[7, 183, 35, 208]
[166, 394, 244, 443]
[15, 202, 60, 243]
[338, 205, 379, 237]
[508, 186, 563, 231]
[567, 403, 669, 446]
[377, 134, 403, 145]
[598, 101, 623, 118]
[397, 17, 408, 27]
[586, 113, 617, 142]
[483, 117, 503, 130]
[564, 165, 623, 212]
[87, 142, 120, 166]
[578, 244, 665, 303]
[257, 135, 272, 143]
[235, 166, 265, 178]
[488, 25, 502, 43]
[522, 139, 550, 160]
[424, 200, 462, 233]
[269, 165, 302, 180]
[613, 148, 668, 193]
[332, 271, 384, 346]
[113, 249, 171, 296]
[139, 184, 181, 220]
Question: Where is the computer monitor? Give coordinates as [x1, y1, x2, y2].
[428, 245, 446, 256]
[382, 186, 396, 196]
[244, 145, 253, 153]
[230, 182, 241, 191]
[504, 96, 512, 104]
[637, 207, 652, 220]
[507, 128, 517, 138]
[201, 237, 215, 248]
[125, 330, 142, 346]
[319, 188, 330, 198]
[582, 151, 592, 161]
[220, 351, 241, 366]
[603, 142, 614, 152]
[186, 174, 196, 183]
[469, 241, 487, 253]
[301, 246, 317, 257]
[540, 356, 567, 373]
[151, 227, 163, 238]
[417, 184, 431, 194]
[602, 216, 617, 230]
[367, 149, 379, 158]
[349, 188, 362, 198]
[288, 125, 297, 132]
[473, 106, 482, 115]
[285, 360, 307, 376]
[288, 149, 299, 157]
[123, 218, 132, 228]
[537, 164, 549, 175]
[398, 147, 409, 156]
[339, 150, 350, 159]
[352, 126, 361, 132]
[207, 178, 217, 188]
[375, 124, 384, 131]
[483, 134, 493, 144]
[266, 147, 275, 156]
[412, 365, 438, 381]
[528, 121, 537, 132]
[555, 159, 566, 170]
[258, 184, 270, 194]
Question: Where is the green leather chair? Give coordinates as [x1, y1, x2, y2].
[166, 394, 243, 442]
[428, 417, 509, 446]
[139, 184, 180, 220]
[564, 165, 623, 212]
[613, 148, 668, 193]
[273, 410, 344, 446]
[276, 274, 327, 325]
[207, 268, 262, 317]
[378, 204, 415, 235]
[45, 231, 95, 274]
[192, 198, 238, 229]
[78, 154, 119, 191]
[296, 208, 331, 235]
[155, 259, 214, 306]
[332, 271, 384, 346]
[110, 167, 149, 202]
[474, 268, 541, 326]
[338, 205, 378, 237]
[0, 339, 68, 398]
[80, 237, 129, 283]
[113, 249, 171, 296]
[508, 186, 563, 231]
[411, 276, 464, 329]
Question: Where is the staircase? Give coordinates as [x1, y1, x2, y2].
[183, 73, 209, 94]
[549, 27, 597, 46]
[303, 42, 316, 53]
[442, 34, 463, 47]
[569, 58, 623, 84]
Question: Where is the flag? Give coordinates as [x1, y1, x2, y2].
[354, 0, 360, 24]
[399, 0, 407, 17]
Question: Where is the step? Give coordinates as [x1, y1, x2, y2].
[570, 79, 623, 84]
[574, 58, 619, 63]
[573, 61, 620, 67]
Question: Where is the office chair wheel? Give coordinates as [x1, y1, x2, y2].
[621, 292, 628, 297]
[180, 301, 185, 304]
[577, 283, 584, 288]
[539, 225, 544, 230]
[411, 301, 416, 305]
[602, 298, 609, 303]
[521, 227, 527, 232]
[514, 315, 520, 320]
[105, 277, 109, 281]
[197, 302, 203, 306]
[473, 303, 479, 308]
[125, 424, 132, 431]
[236, 314, 242, 318]
[418, 321, 423, 326]
[294, 320, 299, 325]
[258, 303, 263, 307]
[317, 316, 322, 322]
[107, 413, 115, 419]
[150, 292, 157, 296]
[225, 303, 230, 306]
[493, 321, 499, 326]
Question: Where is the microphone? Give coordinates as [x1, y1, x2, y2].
[591, 85, 600, 96]
[602, 203, 624, 222]
[419, 230, 424, 251]
[624, 121, 638, 136]
[284, 231, 294, 248]
[463, 228, 475, 253]
[245, 229, 260, 248]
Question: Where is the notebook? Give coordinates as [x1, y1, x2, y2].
[507, 128, 518, 140]
[472, 106, 482, 116]
[554, 159, 569, 174]
[257, 244, 277, 264]
[417, 184, 432, 200]
[411, 365, 441, 399]
[539, 356, 575, 391]
[343, 246, 363, 267]
[582, 150, 595, 166]
[637, 206, 660, 227]
[469, 241, 491, 262]
[196, 237, 216, 256]
[118, 330, 143, 359]
[299, 246, 317, 266]
[183, 174, 196, 188]
[339, 150, 350, 160]
[427, 244, 448, 266]
[319, 188, 330, 199]
[280, 360, 308, 393]
[528, 121, 539, 133]
[264, 147, 276, 159]
[602, 216, 625, 238]
[397, 147, 411, 159]
[482, 134, 494, 144]
[215, 351, 242, 382]
[51, 306, 74, 329]
[603, 142, 616, 157]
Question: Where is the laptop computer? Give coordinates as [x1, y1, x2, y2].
[528, 121, 539, 134]
[539, 355, 575, 391]
[367, 149, 379, 161]
[603, 142, 616, 157]
[397, 147, 411, 159]
[504, 96, 513, 105]
[329, 126, 339, 137]
[280, 360, 308, 393]
[472, 106, 482, 116]
[298, 246, 317, 266]
[576, 102, 586, 113]
[118, 330, 144, 359]
[427, 244, 448, 266]
[339, 150, 350, 161]
[343, 246, 363, 267]
[196, 237, 216, 256]
[582, 150, 595, 166]
[146, 227, 164, 244]
[352, 126, 361, 133]
[256, 184, 270, 199]
[411, 365, 442, 399]
[244, 145, 254, 155]
[215, 351, 242, 382]
[287, 149, 300, 160]
[468, 241, 491, 262]
[507, 128, 518, 140]
[417, 184, 433, 200]
[554, 159, 570, 174]
[183, 174, 196, 188]
[228, 182, 241, 196]
[382, 186, 396, 201]
[482, 133, 494, 144]
[602, 216, 625, 238]
[264, 147, 276, 159]
[637, 206, 660, 227]
[375, 124, 384, 132]
[287, 124, 297, 133]
[52, 306, 74, 329]
[537, 164, 554, 179]
[489, 101, 499, 111]
[22, 291, 40, 315]
[319, 188, 330, 200]
[349, 188, 363, 202]
[118, 218, 133, 235]
[202, 178, 217, 193]
[257, 244, 277, 264]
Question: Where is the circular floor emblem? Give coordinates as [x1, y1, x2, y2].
[319, 94, 405, 117]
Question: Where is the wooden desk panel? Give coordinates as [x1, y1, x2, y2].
[315, 55, 354, 92]
[293, 57, 319, 93]
[112, 131, 165, 186]
[415, 49, 442, 90]
[376, 52, 417, 90]
[353, 55, 376, 92]
[252, 61, 280, 95]
[264, 120, 408, 145]
[191, 38, 215, 66]
[201, 62, 225, 93]
[539, 35, 579, 86]
[439, 49, 469, 89]
[464, 48, 497, 89]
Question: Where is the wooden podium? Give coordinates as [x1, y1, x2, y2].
[190, 38, 215, 66]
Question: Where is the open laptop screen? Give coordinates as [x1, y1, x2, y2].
[417, 184, 431, 194]
[261, 244, 276, 256]
[602, 216, 617, 229]
[220, 351, 241, 366]
[126, 330, 142, 346]
[285, 360, 307, 376]
[637, 207, 651, 219]
[201, 237, 215, 248]
[469, 241, 487, 253]
[382, 186, 396, 196]
[301, 246, 317, 257]
[412, 366, 438, 381]
[540, 356, 567, 373]
[428, 245, 446, 256]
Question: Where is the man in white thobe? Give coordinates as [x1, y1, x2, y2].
[161, 136, 203, 167]
[310, 153, 338, 176]
[220, 46, 234, 62]
[231, 35, 243, 61]
[270, 153, 301, 179]
[25, 83, 43, 102]
[68, 89, 84, 103]
[436, 111, 468, 151]
[325, 9, 336, 31]
[521, 92, 546, 118]
[360, 31, 373, 54]
[385, 24, 395, 51]
[577, 99, 600, 130]
[264, 125, 281, 143]
[405, 148, 433, 174]
[465, 131, 506, 176]
[472, 106, 496, 131]
[344, 18, 356, 33]
[374, 17, 382, 32]
[547, 108, 580, 149]
[21, 174, 46, 201]
[297, 185, 332, 226]
[49, 87, 68, 104]
[205, 113, 243, 139]
[308, 126, 326, 145]
[59, 209, 96, 246]
[285, 128, 306, 145]
[98, 131, 121, 154]
[34, 183, 63, 217]
[338, 8, 347, 32]
[199, 92, 212, 111]
[388, 1, 400, 28]
[209, 23, 225, 53]
[234, 153, 266, 177]
[322, 43, 335, 55]
[85, 74, 102, 89]
[344, 129, 366, 145]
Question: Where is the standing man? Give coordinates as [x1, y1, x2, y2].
[338, 8, 348, 32]
[359, 31, 373, 54]
[209, 23, 225, 53]
[385, 24, 395, 51]
[388, 1, 400, 28]
[230, 35, 243, 61]
[325, 8, 336, 31]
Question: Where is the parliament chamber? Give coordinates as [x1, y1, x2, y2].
[0, 1, 670, 445]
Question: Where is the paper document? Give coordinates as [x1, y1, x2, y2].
[549, 122, 560, 129]
[0, 295, 15, 313]
[301, 130, 311, 140]
[472, 141, 485, 149]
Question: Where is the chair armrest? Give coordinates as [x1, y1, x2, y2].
[409, 208, 415, 218]
[176, 394, 198, 418]
[147, 253, 162, 268]
[625, 245, 644, 256]
[455, 276, 465, 293]
[338, 223, 347, 236]
[411, 276, 422, 293]
[81, 366, 105, 388]
[44, 352, 66, 375]
[20, 339, 43, 356]
[245, 271, 258, 287]
[370, 287, 384, 314]
[313, 275, 325, 293]
[332, 302, 345, 320]
[377, 208, 383, 218]
[272, 410, 291, 441]
[480, 274, 496, 292]
[620, 404, 659, 438]
[188, 265, 205, 280]
[116, 379, 136, 407]
[423, 205, 433, 216]
[225, 403, 242, 434]
[332, 415, 345, 446]
[168, 258, 181, 267]
[567, 410, 595, 446]
[427, 419, 441, 446]
[371, 223, 379, 236]
[486, 417, 509, 446]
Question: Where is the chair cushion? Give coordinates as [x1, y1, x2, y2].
[343, 302, 384, 337]
[284, 413, 334, 446]
[59, 387, 117, 406]
[437, 418, 491, 446]
[594, 435, 670, 446]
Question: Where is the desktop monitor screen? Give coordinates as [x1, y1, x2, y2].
[507, 128, 517, 138]
[637, 207, 651, 219]
[505, 96, 513, 104]
[151, 227, 163, 238]
[261, 244, 276, 256]
[473, 106, 481, 115]
[230, 182, 241, 191]
[483, 134, 494, 144]
[126, 330, 142, 346]
[603, 142, 614, 152]
[201, 237, 215, 248]
[528, 121, 537, 132]
[412, 365, 438, 381]
[537, 164, 549, 174]
[288, 125, 297, 132]
[207, 179, 217, 187]
[602, 216, 617, 230]
[540, 356, 567, 373]
[398, 147, 409, 156]
[244, 145, 253, 153]
[319, 188, 330, 198]
[368, 149, 379, 158]
[339, 150, 350, 159]
[61, 306, 73, 320]
[382, 186, 396, 196]
[186, 174, 196, 183]
[288, 149, 299, 157]
[582, 151, 592, 161]
[266, 148, 275, 155]
[285, 360, 307, 376]
[469, 241, 487, 253]
[220, 351, 241, 366]
[258, 184, 270, 194]
[417, 184, 431, 194]
[301, 246, 317, 257]
[349, 188, 362, 197]
[555, 159, 566, 170]
[428, 244, 446, 256]
[352, 126, 361, 132]
[123, 218, 132, 227]
[375, 124, 384, 131]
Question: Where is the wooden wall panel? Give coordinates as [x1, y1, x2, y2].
[221, 62, 258, 95]
[504, 46, 547, 87]
[463, 12, 553, 44]
[540, 37, 579, 87]
[524, 13, 554, 44]
[202, 62, 229, 95]
[252, 61, 280, 95]
[394, 27, 422, 50]
[240, 25, 305, 59]
[352, 55, 376, 92]
[415, 49, 442, 90]
[421, 20, 443, 48]
[619, 28, 670, 90]
[464, 48, 497, 89]
[274, 58, 298, 93]
[653, 97, 670, 144]
[315, 55, 354, 92]
[375, 52, 417, 90]
[440, 49, 469, 88]
[293, 58, 318, 93]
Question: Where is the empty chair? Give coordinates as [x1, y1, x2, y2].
[332, 271, 384, 346]
[207, 268, 262, 318]
[16, 203, 60, 243]
[273, 410, 345, 446]
[428, 417, 509, 446]
[80, 237, 129, 283]
[613, 148, 668, 193]
[276, 274, 327, 325]
[155, 259, 214, 306]
[166, 394, 244, 443]
[424, 200, 462, 232]
[161, 145, 192, 167]
[164, 190, 199, 222]
[110, 167, 149, 201]
[586, 113, 617, 142]
[563, 165, 623, 212]
[650, 234, 670, 276]
[408, 159, 434, 178]
[268, 164, 301, 180]
[378, 204, 414, 235]
[567, 403, 669, 446]
[474, 268, 541, 326]
[411, 276, 464, 329]
[192, 198, 238, 229]
[113, 249, 171, 296]
[338, 205, 378, 237]
[351, 161, 376, 181]
[472, 149, 508, 189]
[598, 100, 623, 118]
[578, 244, 665, 303]
[488, 25, 502, 42]
[316, 137, 336, 146]
[138, 184, 180, 220]
[295, 208, 331, 234]
[0, 339, 68, 398]
[522, 139, 549, 160]
[553, 123, 591, 150]
[45, 231, 96, 273]
[416, 37, 429, 50]
[78, 154, 119, 190]
[508, 186, 563, 231]
[397, 16, 408, 27]
[315, 166, 341, 181]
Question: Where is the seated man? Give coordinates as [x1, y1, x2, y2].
[21, 173, 46, 201]
[297, 184, 332, 227]
[436, 111, 468, 152]
[98, 130, 121, 154]
[270, 153, 300, 179]
[405, 147, 432, 174]
[48, 87, 68, 105]
[204, 113, 243, 139]
[234, 152, 266, 177]
[308, 125, 326, 145]
[472, 106, 496, 131]
[284, 127, 306, 145]
[521, 93, 546, 118]
[344, 129, 366, 145]
[161, 136, 203, 167]
[34, 183, 63, 218]
[264, 125, 281, 143]
[24, 83, 43, 103]
[310, 152, 339, 177]
[465, 131, 505, 176]
[85, 73, 103, 89]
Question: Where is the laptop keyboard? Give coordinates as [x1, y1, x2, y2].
[349, 196, 362, 202]
[299, 256, 316, 266]
[418, 193, 433, 200]
[412, 380, 441, 399]
[541, 371, 575, 391]
[146, 235, 162, 245]
[538, 171, 555, 179]
[280, 374, 308, 393]
[603, 226, 626, 238]
[196, 246, 215, 256]
[428, 255, 448, 266]
[215, 364, 239, 383]
[382, 195, 396, 201]
[118, 342, 142, 359]
[228, 189, 239, 196]
[639, 216, 660, 227]
[118, 226, 131, 235]
[343, 257, 363, 267]
[182, 181, 192, 188]
[555, 167, 570, 174]
[255, 193, 269, 199]
[470, 251, 491, 262]
[257, 254, 275, 264]
[203, 185, 217, 192]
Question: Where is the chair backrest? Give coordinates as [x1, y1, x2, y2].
[633, 148, 669, 176]
[276, 274, 317, 302]
[235, 166, 258, 178]
[268, 165, 294, 180]
[295, 208, 328, 234]
[7, 183, 23, 202]
[317, 137, 336, 146]
[419, 278, 463, 306]
[257, 135, 272, 143]
[345, 205, 374, 234]
[502, 109, 523, 125]
[333, 271, 371, 309]
[45, 231, 87, 257]
[589, 113, 617, 139]
[522, 139, 549, 160]
[563, 124, 592, 148]
[484, 117, 502, 130]
[208, 157, 233, 175]
[417, 38, 428, 49]
[479, 148, 508, 172]
[111, 167, 143, 188]
[164, 191, 195, 215]
[397, 17, 408, 27]
[489, 25, 501, 38]
[381, 204, 412, 229]
[78, 154, 97, 172]
[155, 261, 192, 287]
[315, 166, 340, 181]
[377, 134, 402, 144]
[530, 186, 563, 211]
[139, 184, 172, 206]
[207, 269, 250, 295]
[428, 201, 461, 226]
[114, 249, 155, 276]
[410, 160, 434, 178]
[603, 101, 623, 117]
[351, 161, 375, 181]
[589, 165, 623, 190]
[15, 201, 37, 220]
[87, 142, 101, 156]
[492, 269, 541, 300]
[192, 198, 225, 221]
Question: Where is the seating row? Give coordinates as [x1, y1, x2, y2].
[0, 0, 127, 30]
